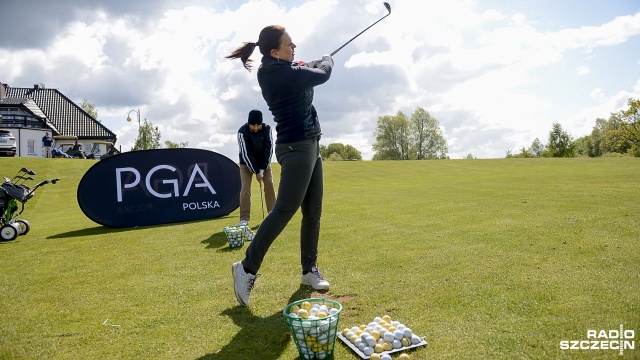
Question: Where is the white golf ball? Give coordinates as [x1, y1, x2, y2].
[366, 336, 377, 347]
[411, 334, 422, 345]
[363, 346, 374, 356]
[317, 333, 328, 345]
[381, 355, 392, 360]
[310, 327, 320, 337]
[393, 339, 402, 349]
[394, 330, 404, 340]
[365, 326, 375, 334]
[383, 332, 395, 342]
[403, 328, 413, 338]
[319, 320, 329, 332]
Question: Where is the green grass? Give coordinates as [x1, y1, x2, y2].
[1, 157, 638, 359]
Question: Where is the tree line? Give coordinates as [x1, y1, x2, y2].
[509, 97, 640, 158]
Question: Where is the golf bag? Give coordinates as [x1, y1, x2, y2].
[0, 168, 60, 241]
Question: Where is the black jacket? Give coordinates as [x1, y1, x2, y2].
[257, 55, 333, 144]
[237, 123, 273, 173]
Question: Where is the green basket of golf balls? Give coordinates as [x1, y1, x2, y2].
[284, 298, 342, 360]
[223, 225, 249, 248]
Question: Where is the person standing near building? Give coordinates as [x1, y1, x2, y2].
[237, 109, 276, 226]
[42, 132, 53, 158]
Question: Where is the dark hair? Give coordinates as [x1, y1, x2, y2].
[226, 25, 286, 72]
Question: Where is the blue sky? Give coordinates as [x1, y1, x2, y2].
[1, 0, 639, 159]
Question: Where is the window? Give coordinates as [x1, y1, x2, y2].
[28, 139, 35, 154]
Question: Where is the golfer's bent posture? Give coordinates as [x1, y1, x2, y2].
[226, 25, 333, 306]
[237, 109, 276, 226]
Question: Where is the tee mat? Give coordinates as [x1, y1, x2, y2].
[337, 333, 428, 359]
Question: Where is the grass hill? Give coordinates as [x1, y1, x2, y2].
[1, 156, 638, 359]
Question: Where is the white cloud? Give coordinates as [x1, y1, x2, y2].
[2, 0, 639, 160]
[576, 65, 590, 75]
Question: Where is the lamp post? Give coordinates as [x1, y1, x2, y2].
[126, 109, 143, 150]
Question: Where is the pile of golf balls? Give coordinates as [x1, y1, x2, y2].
[341, 315, 421, 359]
[286, 301, 341, 360]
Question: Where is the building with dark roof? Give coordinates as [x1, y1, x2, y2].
[0, 82, 117, 157]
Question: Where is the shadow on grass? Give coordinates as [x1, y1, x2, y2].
[196, 286, 317, 360]
[46, 216, 236, 239]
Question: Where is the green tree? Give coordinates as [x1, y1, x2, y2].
[410, 107, 448, 159]
[133, 118, 161, 150]
[373, 108, 448, 160]
[342, 145, 362, 160]
[320, 143, 362, 160]
[517, 147, 531, 158]
[164, 140, 189, 148]
[79, 98, 98, 120]
[327, 143, 345, 158]
[529, 138, 544, 157]
[573, 136, 592, 157]
[546, 122, 574, 157]
[372, 112, 411, 160]
[614, 98, 640, 156]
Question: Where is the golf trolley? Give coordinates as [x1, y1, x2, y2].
[0, 168, 60, 241]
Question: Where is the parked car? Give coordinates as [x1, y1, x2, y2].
[53, 135, 86, 159]
[0, 129, 17, 157]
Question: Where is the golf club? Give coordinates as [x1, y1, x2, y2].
[14, 176, 35, 185]
[259, 181, 265, 221]
[330, 2, 391, 56]
[21, 167, 36, 176]
[12, 168, 36, 181]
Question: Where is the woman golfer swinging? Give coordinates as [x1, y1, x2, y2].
[226, 25, 333, 306]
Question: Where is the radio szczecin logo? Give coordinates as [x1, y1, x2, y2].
[560, 324, 636, 355]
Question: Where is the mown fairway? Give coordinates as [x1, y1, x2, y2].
[1, 156, 638, 359]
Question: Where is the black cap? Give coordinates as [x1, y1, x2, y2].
[248, 110, 263, 125]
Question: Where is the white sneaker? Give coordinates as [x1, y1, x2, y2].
[232, 262, 257, 306]
[239, 220, 248, 226]
[301, 266, 330, 290]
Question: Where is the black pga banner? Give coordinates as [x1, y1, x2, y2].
[77, 148, 240, 228]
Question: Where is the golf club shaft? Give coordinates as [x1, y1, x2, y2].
[330, 3, 391, 56]
[259, 181, 265, 220]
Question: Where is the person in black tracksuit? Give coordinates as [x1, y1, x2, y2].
[227, 25, 334, 305]
[237, 109, 276, 225]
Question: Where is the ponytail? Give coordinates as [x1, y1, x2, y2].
[226, 42, 258, 71]
[226, 25, 286, 72]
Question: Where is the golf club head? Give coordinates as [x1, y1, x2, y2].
[384, 2, 391, 14]
[51, 178, 60, 184]
[21, 167, 36, 175]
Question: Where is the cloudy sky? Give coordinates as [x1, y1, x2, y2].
[1, 0, 639, 159]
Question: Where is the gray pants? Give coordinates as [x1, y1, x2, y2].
[242, 137, 323, 274]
